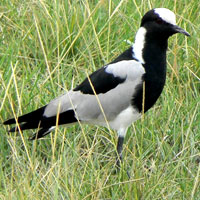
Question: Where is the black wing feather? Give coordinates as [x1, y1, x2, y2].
[109, 46, 138, 64]
[74, 67, 125, 95]
[74, 46, 136, 95]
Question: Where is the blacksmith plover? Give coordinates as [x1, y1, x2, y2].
[4, 8, 190, 169]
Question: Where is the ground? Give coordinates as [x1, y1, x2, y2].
[0, 0, 199, 199]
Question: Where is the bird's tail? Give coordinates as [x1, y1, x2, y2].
[3, 106, 77, 140]
[3, 106, 46, 127]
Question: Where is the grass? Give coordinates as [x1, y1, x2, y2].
[0, 0, 199, 199]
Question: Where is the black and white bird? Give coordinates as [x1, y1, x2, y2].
[4, 8, 189, 168]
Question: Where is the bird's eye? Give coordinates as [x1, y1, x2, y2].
[156, 19, 163, 24]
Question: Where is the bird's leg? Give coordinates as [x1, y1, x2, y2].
[115, 128, 130, 178]
[116, 136, 124, 169]
[116, 128, 127, 169]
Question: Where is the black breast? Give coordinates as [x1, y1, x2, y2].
[132, 74, 166, 113]
[132, 36, 167, 113]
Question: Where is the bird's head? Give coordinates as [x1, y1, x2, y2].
[140, 8, 190, 38]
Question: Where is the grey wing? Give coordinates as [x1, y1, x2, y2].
[44, 60, 145, 129]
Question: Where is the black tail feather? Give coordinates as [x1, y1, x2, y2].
[4, 107, 77, 139]
[8, 121, 42, 132]
[29, 127, 54, 140]
[3, 106, 46, 125]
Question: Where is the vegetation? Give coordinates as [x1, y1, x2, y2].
[0, 0, 199, 199]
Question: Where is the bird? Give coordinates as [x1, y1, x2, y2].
[3, 8, 190, 170]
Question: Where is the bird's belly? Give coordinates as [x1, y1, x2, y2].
[109, 105, 141, 130]
[88, 105, 141, 130]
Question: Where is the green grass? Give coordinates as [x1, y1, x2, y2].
[0, 0, 199, 199]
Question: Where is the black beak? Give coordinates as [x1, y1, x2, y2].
[173, 25, 190, 36]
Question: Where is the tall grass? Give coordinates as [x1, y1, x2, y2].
[0, 0, 199, 199]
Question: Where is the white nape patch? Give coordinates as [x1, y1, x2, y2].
[105, 60, 145, 80]
[154, 8, 176, 25]
[132, 27, 146, 64]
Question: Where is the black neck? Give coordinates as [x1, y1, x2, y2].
[142, 33, 168, 83]
[132, 33, 169, 113]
